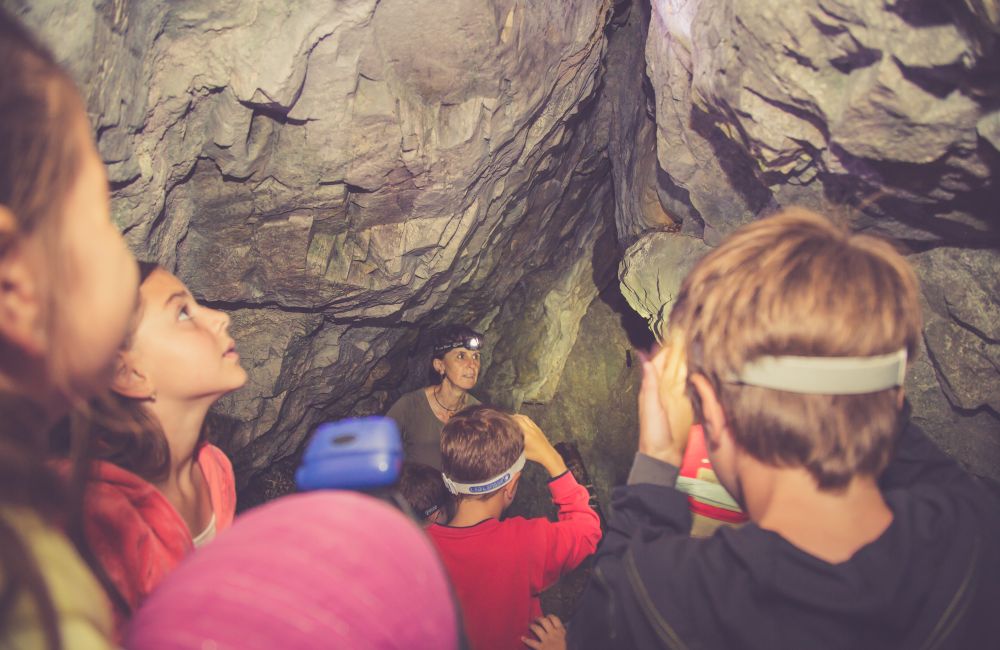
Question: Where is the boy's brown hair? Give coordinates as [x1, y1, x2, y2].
[668, 207, 922, 489]
[441, 405, 524, 497]
[398, 461, 451, 520]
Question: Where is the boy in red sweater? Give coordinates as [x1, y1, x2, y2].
[428, 406, 601, 650]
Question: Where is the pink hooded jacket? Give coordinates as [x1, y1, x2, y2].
[66, 444, 235, 638]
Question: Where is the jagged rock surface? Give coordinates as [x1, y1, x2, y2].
[618, 231, 711, 338]
[628, 0, 1000, 477]
[8, 0, 998, 488]
[10, 0, 618, 485]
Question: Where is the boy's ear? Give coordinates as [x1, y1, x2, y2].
[689, 373, 728, 449]
[0, 211, 46, 355]
[110, 352, 154, 400]
[502, 473, 520, 504]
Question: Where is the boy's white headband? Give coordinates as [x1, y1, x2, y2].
[731, 349, 907, 395]
[443, 452, 526, 496]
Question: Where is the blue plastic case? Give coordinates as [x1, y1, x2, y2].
[295, 416, 403, 491]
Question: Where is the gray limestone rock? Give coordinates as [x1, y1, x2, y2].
[9, 0, 619, 488]
[639, 0, 1000, 247]
[618, 230, 712, 338]
[7, 0, 998, 492]
[913, 247, 1000, 414]
[637, 0, 1000, 477]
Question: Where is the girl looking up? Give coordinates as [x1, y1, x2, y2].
[61, 263, 245, 636]
[0, 8, 139, 649]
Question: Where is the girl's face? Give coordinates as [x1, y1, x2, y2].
[129, 269, 247, 403]
[56, 123, 139, 397]
[433, 347, 481, 391]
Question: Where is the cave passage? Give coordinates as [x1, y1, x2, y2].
[8, 0, 997, 531]
[5, 0, 1000, 646]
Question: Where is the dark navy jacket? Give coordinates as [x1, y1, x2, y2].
[568, 415, 1000, 649]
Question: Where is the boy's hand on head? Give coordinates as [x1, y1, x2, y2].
[513, 414, 568, 478]
[522, 614, 566, 650]
[637, 338, 694, 467]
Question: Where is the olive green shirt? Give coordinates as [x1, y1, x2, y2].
[386, 389, 480, 470]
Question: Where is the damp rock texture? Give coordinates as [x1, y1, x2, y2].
[624, 0, 1000, 477]
[10, 0, 618, 486]
[7, 0, 999, 489]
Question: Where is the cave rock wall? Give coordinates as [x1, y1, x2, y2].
[624, 0, 1000, 477]
[9, 0, 999, 484]
[11, 0, 617, 483]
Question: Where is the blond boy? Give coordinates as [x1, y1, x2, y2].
[570, 209, 1000, 649]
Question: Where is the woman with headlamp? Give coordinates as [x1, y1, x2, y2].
[387, 325, 484, 469]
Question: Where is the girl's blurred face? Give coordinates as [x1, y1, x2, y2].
[130, 269, 247, 403]
[57, 124, 139, 397]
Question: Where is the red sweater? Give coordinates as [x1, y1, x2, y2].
[428, 472, 601, 650]
[61, 444, 236, 639]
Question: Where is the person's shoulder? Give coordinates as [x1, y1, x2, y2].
[198, 443, 234, 477]
[198, 444, 237, 527]
[615, 516, 764, 578]
[78, 460, 160, 506]
[389, 388, 426, 412]
[0, 507, 116, 649]
[887, 480, 1000, 556]
[76, 463, 189, 553]
[425, 522, 458, 546]
[501, 514, 560, 540]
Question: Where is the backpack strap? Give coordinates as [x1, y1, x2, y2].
[624, 547, 689, 650]
[918, 534, 982, 650]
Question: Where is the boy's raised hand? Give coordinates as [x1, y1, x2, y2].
[512, 414, 568, 478]
[522, 614, 566, 650]
[637, 336, 694, 467]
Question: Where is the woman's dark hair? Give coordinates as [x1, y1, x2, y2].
[431, 325, 483, 360]
[0, 8, 107, 649]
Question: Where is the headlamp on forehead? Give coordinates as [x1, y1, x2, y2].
[434, 332, 483, 356]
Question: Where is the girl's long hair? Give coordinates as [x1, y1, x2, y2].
[0, 9, 110, 649]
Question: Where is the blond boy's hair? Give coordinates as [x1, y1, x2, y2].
[441, 405, 523, 500]
[669, 208, 922, 489]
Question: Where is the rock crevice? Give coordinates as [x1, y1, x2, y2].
[9, 0, 998, 489]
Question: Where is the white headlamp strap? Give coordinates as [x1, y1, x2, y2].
[443, 452, 526, 496]
[733, 348, 907, 395]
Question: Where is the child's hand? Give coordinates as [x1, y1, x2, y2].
[637, 336, 694, 467]
[522, 614, 566, 650]
[512, 414, 568, 478]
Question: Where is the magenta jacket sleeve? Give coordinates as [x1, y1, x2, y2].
[532, 471, 603, 593]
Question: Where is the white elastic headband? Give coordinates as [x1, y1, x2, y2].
[731, 349, 907, 395]
[443, 452, 526, 496]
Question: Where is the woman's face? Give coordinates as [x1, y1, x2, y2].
[434, 347, 481, 391]
[55, 122, 139, 398]
[128, 268, 247, 403]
